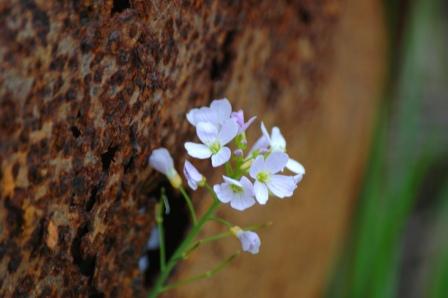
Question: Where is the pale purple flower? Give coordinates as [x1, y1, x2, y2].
[186, 98, 232, 128]
[231, 227, 261, 254]
[213, 176, 256, 211]
[233, 149, 243, 157]
[249, 135, 270, 155]
[147, 227, 160, 250]
[249, 151, 297, 204]
[149, 148, 182, 188]
[183, 160, 204, 190]
[231, 110, 256, 134]
[138, 255, 149, 272]
[260, 122, 306, 176]
[184, 119, 238, 167]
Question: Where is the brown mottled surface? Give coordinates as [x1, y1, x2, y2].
[0, 0, 383, 297]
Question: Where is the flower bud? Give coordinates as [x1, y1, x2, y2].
[230, 226, 261, 254]
[149, 148, 182, 189]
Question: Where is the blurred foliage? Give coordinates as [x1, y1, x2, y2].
[326, 0, 448, 297]
[427, 184, 448, 298]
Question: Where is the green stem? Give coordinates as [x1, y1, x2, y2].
[179, 186, 198, 224]
[148, 186, 220, 298]
[197, 231, 231, 244]
[183, 231, 232, 256]
[160, 251, 240, 293]
[209, 216, 233, 227]
[155, 203, 166, 272]
[185, 221, 273, 256]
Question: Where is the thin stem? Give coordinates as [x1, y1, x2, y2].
[160, 251, 240, 293]
[204, 182, 217, 198]
[198, 231, 231, 244]
[148, 190, 221, 298]
[183, 231, 231, 257]
[179, 186, 198, 224]
[155, 202, 166, 272]
[209, 216, 233, 227]
[184, 221, 273, 256]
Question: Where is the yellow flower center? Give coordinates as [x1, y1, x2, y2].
[230, 184, 243, 193]
[209, 142, 221, 154]
[256, 171, 270, 183]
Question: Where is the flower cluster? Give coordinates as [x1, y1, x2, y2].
[148, 98, 305, 255]
[184, 98, 305, 209]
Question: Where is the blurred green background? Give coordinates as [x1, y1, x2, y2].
[326, 0, 448, 297]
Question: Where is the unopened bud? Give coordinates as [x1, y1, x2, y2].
[240, 159, 252, 171]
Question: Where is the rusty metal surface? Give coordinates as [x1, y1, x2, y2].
[0, 0, 340, 296]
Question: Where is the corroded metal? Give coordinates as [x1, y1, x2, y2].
[0, 0, 340, 296]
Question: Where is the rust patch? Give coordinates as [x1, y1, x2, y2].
[46, 220, 58, 250]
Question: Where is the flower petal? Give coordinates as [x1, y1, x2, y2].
[286, 158, 305, 175]
[184, 160, 203, 181]
[253, 181, 269, 204]
[271, 127, 286, 151]
[217, 119, 239, 145]
[185, 142, 212, 159]
[138, 256, 149, 272]
[231, 110, 244, 127]
[267, 174, 296, 198]
[186, 107, 215, 126]
[146, 227, 160, 250]
[249, 135, 270, 154]
[260, 122, 271, 142]
[211, 147, 231, 167]
[149, 148, 174, 177]
[186, 108, 198, 125]
[223, 176, 242, 187]
[237, 231, 261, 254]
[230, 193, 256, 211]
[240, 176, 254, 196]
[249, 156, 265, 178]
[210, 98, 232, 124]
[183, 160, 203, 190]
[294, 174, 304, 184]
[213, 183, 233, 203]
[265, 151, 289, 174]
[243, 116, 257, 131]
[196, 122, 218, 144]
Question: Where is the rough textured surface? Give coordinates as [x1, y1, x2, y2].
[0, 0, 384, 297]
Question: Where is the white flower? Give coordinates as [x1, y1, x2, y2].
[287, 159, 306, 183]
[213, 176, 256, 211]
[149, 148, 182, 188]
[249, 151, 297, 204]
[186, 98, 232, 128]
[184, 119, 238, 167]
[231, 110, 256, 134]
[231, 227, 261, 254]
[183, 160, 204, 190]
[260, 122, 306, 176]
[261, 122, 286, 152]
[249, 135, 270, 155]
